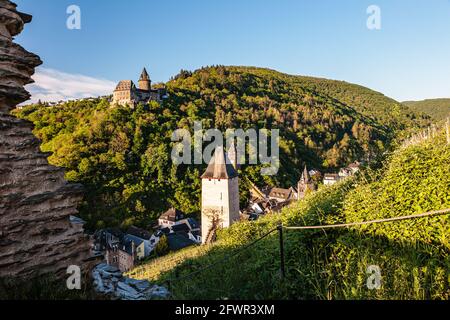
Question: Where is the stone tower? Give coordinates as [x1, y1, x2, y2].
[201, 146, 240, 244]
[138, 67, 151, 92]
[297, 165, 316, 200]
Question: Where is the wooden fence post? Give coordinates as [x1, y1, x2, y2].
[277, 223, 286, 279]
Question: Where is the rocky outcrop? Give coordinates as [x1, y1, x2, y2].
[0, 0, 94, 279]
[92, 264, 170, 300]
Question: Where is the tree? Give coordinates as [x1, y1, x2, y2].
[154, 235, 169, 257]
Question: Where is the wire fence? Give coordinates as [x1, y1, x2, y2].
[283, 208, 450, 230]
[161, 208, 450, 295]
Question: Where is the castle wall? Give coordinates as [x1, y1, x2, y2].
[112, 89, 140, 107]
[112, 88, 161, 106]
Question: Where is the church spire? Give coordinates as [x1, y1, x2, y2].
[300, 165, 310, 184]
[297, 164, 316, 200]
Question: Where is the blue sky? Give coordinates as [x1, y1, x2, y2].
[15, 0, 450, 102]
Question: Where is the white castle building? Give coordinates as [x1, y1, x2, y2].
[201, 145, 240, 244]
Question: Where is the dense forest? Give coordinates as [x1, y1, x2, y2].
[403, 98, 450, 122]
[13, 66, 428, 230]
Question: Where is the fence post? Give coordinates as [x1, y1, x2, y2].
[277, 223, 286, 280]
[167, 279, 172, 292]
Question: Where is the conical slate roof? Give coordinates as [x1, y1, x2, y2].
[201, 146, 238, 179]
[139, 68, 150, 81]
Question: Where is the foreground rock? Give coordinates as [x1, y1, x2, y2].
[92, 263, 170, 300]
[0, 0, 95, 279]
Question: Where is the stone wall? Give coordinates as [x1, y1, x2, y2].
[0, 0, 94, 279]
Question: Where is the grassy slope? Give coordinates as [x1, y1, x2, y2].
[403, 98, 450, 122]
[128, 130, 450, 300]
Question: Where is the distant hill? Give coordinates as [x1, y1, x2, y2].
[14, 66, 428, 229]
[403, 98, 450, 121]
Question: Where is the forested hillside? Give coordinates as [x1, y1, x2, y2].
[13, 66, 427, 229]
[403, 98, 450, 121]
[129, 129, 450, 300]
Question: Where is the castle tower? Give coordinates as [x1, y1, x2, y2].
[297, 165, 316, 200]
[201, 146, 240, 244]
[138, 67, 151, 92]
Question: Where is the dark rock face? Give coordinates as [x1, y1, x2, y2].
[0, 0, 94, 279]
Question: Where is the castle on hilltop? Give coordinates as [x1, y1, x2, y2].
[112, 68, 166, 106]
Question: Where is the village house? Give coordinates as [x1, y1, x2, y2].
[339, 162, 360, 178]
[154, 224, 199, 250]
[339, 167, 353, 178]
[117, 240, 136, 272]
[323, 173, 341, 185]
[99, 229, 133, 272]
[158, 207, 187, 228]
[123, 234, 147, 261]
[325, 162, 361, 185]
[154, 208, 202, 247]
[94, 228, 123, 252]
[112, 68, 166, 107]
[268, 187, 298, 203]
[105, 238, 136, 273]
[157, 208, 200, 234]
[245, 193, 289, 218]
[97, 226, 154, 271]
[127, 225, 152, 240]
[250, 202, 264, 215]
[347, 162, 361, 174]
[126, 226, 155, 258]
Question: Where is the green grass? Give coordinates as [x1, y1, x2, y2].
[0, 275, 100, 300]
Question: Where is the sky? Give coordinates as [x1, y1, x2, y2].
[14, 0, 450, 103]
